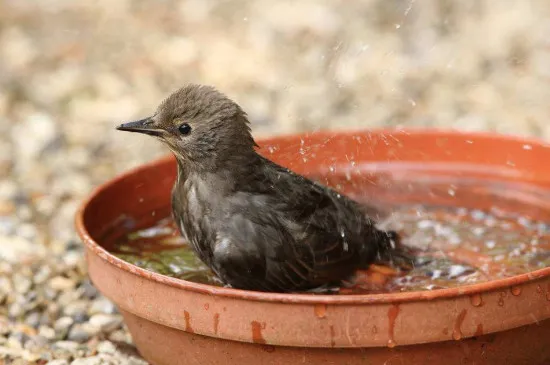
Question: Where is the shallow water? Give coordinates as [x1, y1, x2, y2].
[105, 201, 550, 294]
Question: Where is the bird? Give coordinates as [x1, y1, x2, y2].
[117, 84, 413, 293]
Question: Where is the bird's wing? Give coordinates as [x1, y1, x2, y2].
[264, 160, 391, 280]
[217, 156, 387, 291]
[212, 210, 316, 292]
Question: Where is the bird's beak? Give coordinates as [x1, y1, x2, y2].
[116, 118, 163, 137]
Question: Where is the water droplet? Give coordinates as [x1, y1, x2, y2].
[268, 146, 275, 154]
[408, 99, 416, 107]
[506, 160, 516, 167]
[404, 0, 415, 16]
[448, 265, 468, 278]
[417, 220, 432, 229]
[470, 210, 485, 221]
[465, 140, 474, 144]
[139, 198, 144, 203]
[470, 294, 483, 307]
[472, 227, 485, 236]
[511, 287, 522, 296]
[243, 17, 248, 21]
[517, 216, 532, 228]
[448, 188, 456, 196]
[498, 297, 505, 306]
[387, 340, 396, 348]
[522, 144, 532, 150]
[430, 270, 442, 280]
[329, 166, 335, 173]
[394, 24, 401, 29]
[452, 309, 467, 340]
[314, 304, 327, 318]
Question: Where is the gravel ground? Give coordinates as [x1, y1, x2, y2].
[1, 1, 550, 364]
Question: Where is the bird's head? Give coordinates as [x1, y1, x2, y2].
[117, 84, 257, 171]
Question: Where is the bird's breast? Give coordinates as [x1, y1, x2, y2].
[172, 180, 216, 266]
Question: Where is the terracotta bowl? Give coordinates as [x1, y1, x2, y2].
[76, 129, 550, 365]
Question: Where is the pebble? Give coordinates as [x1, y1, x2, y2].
[25, 334, 49, 350]
[71, 357, 103, 365]
[89, 314, 122, 333]
[79, 280, 98, 300]
[49, 276, 77, 291]
[34, 266, 52, 284]
[54, 341, 80, 351]
[39, 325, 56, 340]
[73, 312, 90, 324]
[8, 301, 24, 318]
[89, 297, 117, 315]
[97, 341, 116, 354]
[67, 324, 93, 342]
[7, 331, 29, 349]
[54, 317, 74, 338]
[12, 273, 32, 294]
[48, 360, 70, 365]
[63, 301, 89, 319]
[25, 311, 41, 328]
[108, 330, 130, 343]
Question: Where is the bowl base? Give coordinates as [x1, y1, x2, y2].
[121, 309, 550, 365]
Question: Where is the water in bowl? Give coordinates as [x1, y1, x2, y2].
[102, 167, 550, 294]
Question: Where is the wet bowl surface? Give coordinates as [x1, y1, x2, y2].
[76, 129, 550, 365]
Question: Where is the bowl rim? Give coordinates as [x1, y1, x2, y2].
[75, 128, 550, 305]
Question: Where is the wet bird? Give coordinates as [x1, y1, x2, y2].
[117, 84, 412, 293]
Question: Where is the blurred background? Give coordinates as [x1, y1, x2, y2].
[1, 0, 550, 363]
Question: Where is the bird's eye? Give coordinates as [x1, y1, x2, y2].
[178, 123, 192, 135]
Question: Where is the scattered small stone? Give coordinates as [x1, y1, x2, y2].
[25, 311, 41, 328]
[38, 325, 56, 340]
[54, 316, 74, 338]
[78, 280, 98, 300]
[34, 265, 52, 284]
[10, 358, 30, 365]
[14, 323, 37, 337]
[8, 301, 24, 318]
[46, 303, 61, 319]
[57, 290, 81, 307]
[63, 301, 89, 318]
[7, 331, 29, 349]
[108, 330, 130, 343]
[48, 276, 76, 291]
[70, 356, 103, 365]
[67, 324, 92, 343]
[48, 360, 70, 365]
[54, 341, 80, 351]
[89, 314, 122, 333]
[88, 297, 116, 315]
[24, 334, 49, 351]
[96, 341, 116, 354]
